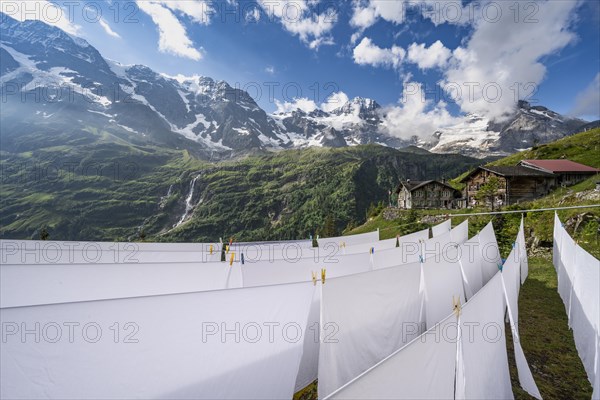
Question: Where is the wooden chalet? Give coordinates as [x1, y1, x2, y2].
[396, 180, 462, 209]
[460, 166, 555, 207]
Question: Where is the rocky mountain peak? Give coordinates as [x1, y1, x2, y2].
[331, 97, 380, 116]
[0, 13, 593, 157]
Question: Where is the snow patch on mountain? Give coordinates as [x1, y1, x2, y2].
[426, 114, 503, 157]
[1, 13, 592, 157]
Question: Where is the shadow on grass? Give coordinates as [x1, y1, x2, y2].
[508, 256, 592, 399]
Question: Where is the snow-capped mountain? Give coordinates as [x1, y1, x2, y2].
[272, 97, 408, 148]
[0, 13, 289, 155]
[0, 13, 592, 158]
[425, 100, 588, 157]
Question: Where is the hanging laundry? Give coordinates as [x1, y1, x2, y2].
[318, 262, 423, 398]
[0, 281, 315, 399]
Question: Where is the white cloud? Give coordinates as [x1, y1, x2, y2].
[245, 7, 261, 23]
[441, 0, 580, 121]
[381, 81, 462, 139]
[407, 40, 450, 69]
[1, 0, 81, 35]
[350, 31, 362, 45]
[571, 73, 600, 118]
[308, 36, 335, 49]
[350, 1, 379, 30]
[349, 0, 472, 32]
[275, 97, 318, 113]
[352, 37, 405, 69]
[99, 18, 120, 38]
[275, 91, 352, 114]
[257, 0, 337, 49]
[136, 0, 205, 61]
[321, 91, 350, 112]
[157, 1, 214, 23]
[350, 0, 406, 30]
[265, 65, 275, 75]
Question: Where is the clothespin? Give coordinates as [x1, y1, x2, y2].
[370, 247, 374, 254]
[241, 253, 245, 265]
[310, 234, 313, 240]
[229, 252, 235, 266]
[419, 255, 424, 263]
[219, 237, 223, 244]
[321, 268, 326, 284]
[497, 262, 503, 272]
[229, 237, 233, 247]
[226, 244, 230, 253]
[209, 244, 213, 255]
[512, 242, 516, 249]
[312, 271, 317, 286]
[452, 296, 462, 317]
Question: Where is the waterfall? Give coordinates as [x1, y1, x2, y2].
[159, 185, 174, 209]
[174, 176, 201, 228]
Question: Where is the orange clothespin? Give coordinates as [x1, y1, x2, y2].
[312, 271, 317, 286]
[209, 244, 213, 255]
[452, 296, 462, 317]
[229, 252, 235, 266]
[321, 268, 327, 284]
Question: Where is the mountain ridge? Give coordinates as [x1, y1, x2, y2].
[1, 13, 593, 158]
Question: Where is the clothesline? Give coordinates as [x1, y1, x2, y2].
[377, 213, 501, 233]
[425, 204, 600, 218]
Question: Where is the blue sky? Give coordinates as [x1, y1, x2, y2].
[4, 0, 599, 122]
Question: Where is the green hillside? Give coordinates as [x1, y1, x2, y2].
[0, 140, 482, 241]
[489, 128, 600, 168]
[159, 145, 481, 242]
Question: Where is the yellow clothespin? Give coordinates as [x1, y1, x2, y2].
[229, 252, 235, 266]
[226, 244, 230, 253]
[321, 268, 326, 284]
[311, 271, 317, 286]
[452, 296, 462, 317]
[209, 244, 213, 255]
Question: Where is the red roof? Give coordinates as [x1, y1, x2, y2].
[520, 159, 599, 173]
